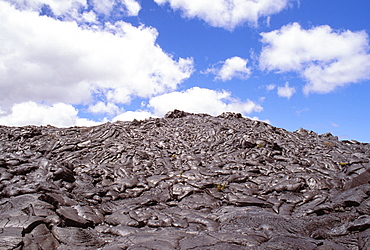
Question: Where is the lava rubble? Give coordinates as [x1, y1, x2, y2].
[0, 110, 369, 249]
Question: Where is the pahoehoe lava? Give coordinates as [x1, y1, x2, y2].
[0, 110, 369, 249]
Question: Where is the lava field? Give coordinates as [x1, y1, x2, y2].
[0, 110, 369, 249]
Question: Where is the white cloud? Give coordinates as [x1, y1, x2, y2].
[259, 22, 370, 94]
[277, 82, 295, 99]
[302, 54, 370, 94]
[113, 111, 158, 122]
[148, 87, 263, 117]
[88, 102, 121, 115]
[265, 16, 271, 27]
[4, 0, 141, 20]
[91, 0, 114, 16]
[122, 0, 141, 16]
[295, 108, 309, 116]
[208, 57, 252, 81]
[91, 0, 141, 17]
[0, 86, 264, 126]
[154, 0, 291, 30]
[114, 87, 264, 122]
[3, 0, 87, 14]
[80, 11, 98, 23]
[0, 1, 193, 111]
[266, 84, 276, 91]
[0, 102, 99, 127]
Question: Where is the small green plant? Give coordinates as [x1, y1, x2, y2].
[216, 183, 227, 191]
[338, 162, 347, 166]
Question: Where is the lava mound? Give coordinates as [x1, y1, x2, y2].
[0, 110, 369, 249]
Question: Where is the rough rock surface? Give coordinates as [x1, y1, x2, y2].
[0, 110, 369, 249]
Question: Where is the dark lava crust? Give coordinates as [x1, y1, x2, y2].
[0, 110, 370, 249]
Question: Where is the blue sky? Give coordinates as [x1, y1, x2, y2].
[0, 0, 369, 142]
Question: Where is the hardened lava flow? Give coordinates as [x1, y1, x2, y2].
[0, 110, 369, 249]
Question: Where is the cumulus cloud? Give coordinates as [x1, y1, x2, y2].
[0, 102, 99, 127]
[122, 0, 141, 16]
[147, 87, 263, 117]
[207, 57, 252, 81]
[0, 86, 264, 126]
[111, 87, 264, 122]
[154, 0, 291, 30]
[0, 1, 193, 111]
[88, 102, 121, 115]
[259, 22, 370, 94]
[277, 82, 295, 99]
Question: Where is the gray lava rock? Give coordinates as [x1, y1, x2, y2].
[0, 110, 369, 249]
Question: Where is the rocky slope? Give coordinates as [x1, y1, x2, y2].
[0, 110, 369, 249]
